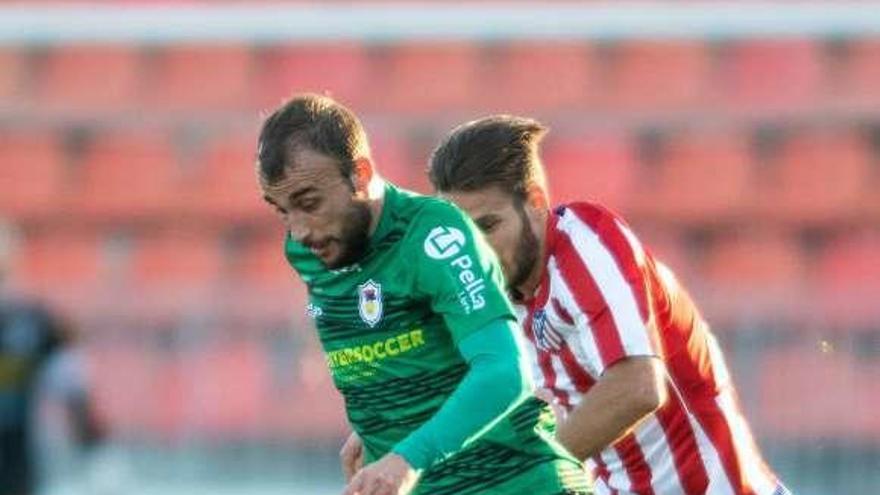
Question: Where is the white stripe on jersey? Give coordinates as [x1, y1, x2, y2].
[558, 210, 654, 364]
[547, 256, 603, 378]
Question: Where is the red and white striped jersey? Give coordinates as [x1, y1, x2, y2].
[518, 203, 784, 495]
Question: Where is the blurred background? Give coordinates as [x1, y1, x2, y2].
[0, 2, 879, 494]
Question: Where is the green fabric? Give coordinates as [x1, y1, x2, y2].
[285, 183, 590, 495]
[392, 317, 530, 470]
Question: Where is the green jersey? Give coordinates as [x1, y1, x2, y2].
[286, 183, 589, 495]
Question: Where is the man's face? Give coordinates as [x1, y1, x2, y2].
[442, 187, 540, 292]
[260, 148, 372, 269]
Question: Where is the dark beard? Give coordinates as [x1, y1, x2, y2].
[326, 200, 372, 269]
[508, 202, 540, 291]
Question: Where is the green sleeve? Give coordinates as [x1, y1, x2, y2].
[408, 201, 515, 343]
[392, 317, 532, 470]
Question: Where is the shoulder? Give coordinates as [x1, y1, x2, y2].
[399, 193, 475, 244]
[552, 201, 648, 272]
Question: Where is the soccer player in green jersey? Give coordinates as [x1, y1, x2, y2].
[256, 94, 591, 495]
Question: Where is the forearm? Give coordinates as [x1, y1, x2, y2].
[393, 318, 530, 469]
[557, 356, 666, 460]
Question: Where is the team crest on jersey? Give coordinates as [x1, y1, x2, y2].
[532, 309, 563, 352]
[358, 279, 383, 327]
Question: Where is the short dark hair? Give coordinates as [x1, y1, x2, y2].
[257, 94, 370, 184]
[429, 115, 548, 198]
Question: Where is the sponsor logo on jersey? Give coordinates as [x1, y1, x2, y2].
[449, 254, 486, 314]
[326, 329, 426, 370]
[424, 226, 466, 260]
[532, 309, 563, 352]
[358, 279, 383, 327]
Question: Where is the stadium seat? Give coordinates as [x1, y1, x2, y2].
[648, 129, 754, 222]
[0, 47, 26, 105]
[814, 232, 880, 326]
[0, 129, 64, 217]
[188, 131, 266, 221]
[758, 128, 868, 223]
[17, 232, 102, 294]
[148, 44, 253, 111]
[72, 130, 180, 219]
[131, 230, 224, 290]
[700, 233, 805, 321]
[722, 40, 825, 111]
[483, 42, 595, 112]
[256, 43, 372, 110]
[541, 131, 637, 211]
[605, 40, 711, 110]
[38, 45, 141, 112]
[185, 341, 270, 437]
[758, 346, 880, 440]
[840, 38, 880, 106]
[382, 43, 481, 113]
[371, 131, 424, 192]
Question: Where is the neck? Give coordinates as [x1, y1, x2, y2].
[514, 208, 549, 301]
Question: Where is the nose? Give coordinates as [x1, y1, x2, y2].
[285, 214, 311, 244]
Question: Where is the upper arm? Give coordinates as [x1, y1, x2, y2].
[554, 206, 662, 376]
[408, 202, 516, 343]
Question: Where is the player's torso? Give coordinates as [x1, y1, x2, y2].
[520, 223, 776, 495]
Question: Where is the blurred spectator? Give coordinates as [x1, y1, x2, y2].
[0, 221, 103, 495]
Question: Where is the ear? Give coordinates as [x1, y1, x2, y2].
[351, 157, 374, 196]
[524, 183, 549, 211]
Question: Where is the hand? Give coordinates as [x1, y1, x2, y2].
[340, 431, 364, 482]
[535, 388, 568, 425]
[342, 453, 419, 495]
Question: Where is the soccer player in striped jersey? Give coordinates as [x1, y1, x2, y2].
[257, 96, 590, 495]
[426, 115, 791, 495]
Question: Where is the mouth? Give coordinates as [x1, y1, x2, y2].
[308, 239, 336, 259]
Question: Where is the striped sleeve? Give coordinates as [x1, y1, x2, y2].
[553, 204, 661, 376]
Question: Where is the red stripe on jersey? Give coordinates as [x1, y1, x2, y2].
[558, 341, 595, 393]
[566, 204, 652, 323]
[555, 232, 627, 368]
[654, 386, 710, 494]
[615, 433, 655, 495]
[692, 400, 754, 495]
[551, 297, 575, 325]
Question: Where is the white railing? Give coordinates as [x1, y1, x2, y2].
[0, 2, 879, 45]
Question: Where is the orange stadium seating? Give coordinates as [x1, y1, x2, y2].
[723, 39, 825, 111]
[759, 128, 869, 223]
[482, 41, 596, 112]
[701, 233, 806, 322]
[382, 42, 481, 113]
[643, 129, 753, 223]
[39, 45, 141, 112]
[841, 38, 880, 106]
[815, 232, 880, 326]
[17, 231, 102, 293]
[758, 346, 880, 440]
[0, 47, 26, 104]
[605, 40, 711, 111]
[255, 43, 372, 110]
[147, 44, 253, 111]
[188, 131, 267, 220]
[0, 129, 65, 218]
[542, 130, 637, 210]
[131, 230, 224, 290]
